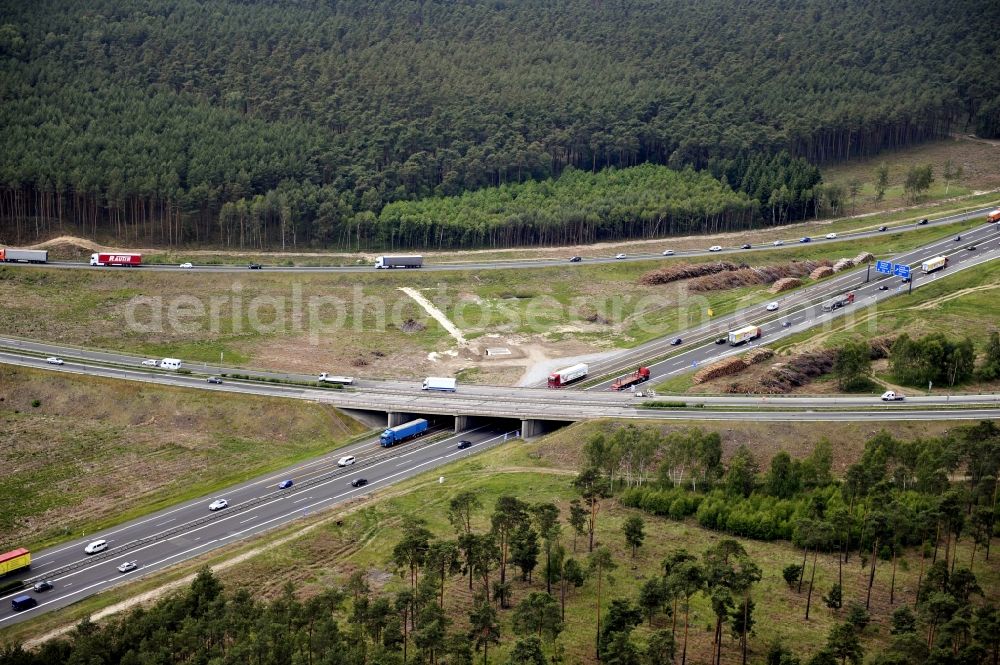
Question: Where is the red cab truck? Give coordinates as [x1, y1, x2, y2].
[90, 252, 142, 266]
[611, 367, 651, 391]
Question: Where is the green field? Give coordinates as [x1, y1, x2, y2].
[0, 365, 368, 551]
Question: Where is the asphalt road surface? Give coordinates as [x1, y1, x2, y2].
[2, 207, 994, 273]
[2, 351, 998, 419]
[581, 222, 1000, 389]
[0, 425, 514, 627]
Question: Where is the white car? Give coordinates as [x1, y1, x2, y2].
[84, 539, 108, 555]
[117, 561, 138, 574]
[208, 499, 229, 511]
[709, 245, 723, 252]
[766, 302, 780, 311]
[615, 253, 627, 259]
[662, 249, 675, 256]
[179, 262, 193, 269]
[337, 455, 356, 467]
[772, 239, 784, 246]
[141, 359, 159, 367]
[825, 232, 838, 239]
[46, 357, 64, 365]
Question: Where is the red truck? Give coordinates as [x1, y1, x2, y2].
[611, 367, 651, 391]
[90, 252, 142, 266]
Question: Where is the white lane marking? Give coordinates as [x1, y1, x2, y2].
[0, 535, 207, 626]
[292, 496, 311, 504]
[156, 519, 175, 526]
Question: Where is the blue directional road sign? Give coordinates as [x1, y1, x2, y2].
[893, 264, 911, 279]
[875, 260, 892, 275]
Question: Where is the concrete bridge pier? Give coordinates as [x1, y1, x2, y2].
[520, 419, 543, 439]
[454, 415, 470, 432]
[387, 412, 414, 427]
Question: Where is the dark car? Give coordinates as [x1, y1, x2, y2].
[248, 263, 263, 269]
[901, 277, 911, 284]
[782, 321, 792, 328]
[954, 236, 961, 241]
[568, 256, 582, 262]
[918, 218, 928, 225]
[278, 479, 294, 489]
[207, 376, 223, 384]
[671, 338, 683, 346]
[350, 478, 368, 488]
[457, 440, 473, 449]
[32, 580, 53, 593]
[967, 245, 977, 251]
[715, 337, 727, 345]
[740, 243, 752, 249]
[878, 226, 888, 232]
[799, 236, 811, 243]
[878, 285, 889, 291]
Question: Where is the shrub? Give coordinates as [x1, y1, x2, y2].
[783, 564, 803, 588]
[845, 602, 870, 631]
[31, 399, 41, 408]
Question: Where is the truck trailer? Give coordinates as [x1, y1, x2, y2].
[0, 548, 31, 577]
[422, 377, 457, 392]
[611, 367, 651, 391]
[318, 373, 355, 385]
[0, 249, 48, 263]
[728, 326, 761, 346]
[988, 209, 1000, 223]
[380, 418, 429, 447]
[822, 292, 856, 312]
[90, 252, 142, 267]
[547, 363, 589, 388]
[920, 256, 948, 273]
[375, 255, 423, 269]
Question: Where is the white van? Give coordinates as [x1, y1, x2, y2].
[160, 358, 183, 370]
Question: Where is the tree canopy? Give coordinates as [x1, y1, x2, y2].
[2, 0, 998, 249]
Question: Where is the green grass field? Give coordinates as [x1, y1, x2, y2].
[0, 365, 369, 551]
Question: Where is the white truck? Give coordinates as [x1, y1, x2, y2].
[920, 256, 947, 274]
[728, 326, 761, 346]
[422, 377, 457, 392]
[318, 373, 355, 385]
[880, 391, 905, 401]
[160, 358, 183, 370]
[547, 363, 589, 388]
[375, 255, 423, 269]
[0, 248, 48, 263]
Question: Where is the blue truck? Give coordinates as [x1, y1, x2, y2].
[380, 418, 429, 447]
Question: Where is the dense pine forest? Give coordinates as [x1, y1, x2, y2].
[1, 0, 998, 249]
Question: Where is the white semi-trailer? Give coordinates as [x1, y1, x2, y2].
[375, 255, 423, 269]
[0, 249, 48, 263]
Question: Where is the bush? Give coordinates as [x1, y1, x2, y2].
[823, 584, 842, 610]
[783, 564, 803, 588]
[31, 399, 41, 408]
[845, 602, 870, 631]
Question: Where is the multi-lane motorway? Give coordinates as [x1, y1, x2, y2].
[2, 211, 998, 627]
[5, 206, 994, 273]
[581, 220, 1000, 389]
[0, 425, 514, 627]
